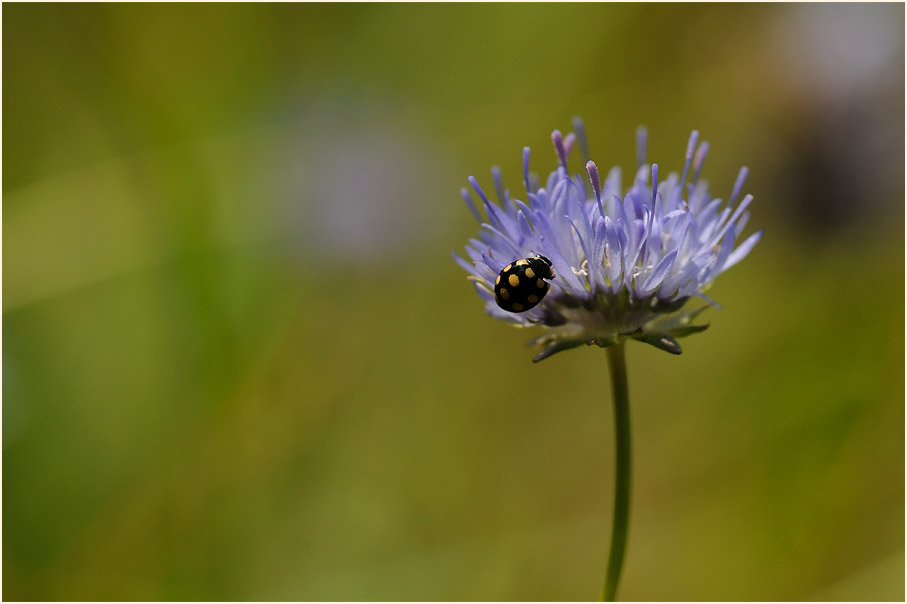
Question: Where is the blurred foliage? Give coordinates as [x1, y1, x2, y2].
[3, 3, 904, 601]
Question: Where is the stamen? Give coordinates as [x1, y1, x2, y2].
[467, 175, 492, 206]
[551, 129, 568, 173]
[691, 141, 709, 184]
[572, 116, 590, 163]
[711, 193, 753, 246]
[678, 130, 699, 194]
[522, 146, 532, 194]
[636, 126, 648, 169]
[563, 133, 576, 161]
[651, 164, 659, 206]
[460, 187, 482, 222]
[586, 160, 604, 216]
[491, 165, 509, 211]
[729, 166, 749, 207]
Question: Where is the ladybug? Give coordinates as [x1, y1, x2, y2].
[494, 254, 556, 313]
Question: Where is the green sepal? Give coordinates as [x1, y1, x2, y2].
[532, 339, 585, 362]
[669, 322, 710, 339]
[527, 304, 714, 361]
[633, 333, 683, 354]
[530, 334, 618, 362]
[635, 305, 712, 353]
[644, 304, 710, 333]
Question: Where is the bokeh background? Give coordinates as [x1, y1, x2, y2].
[3, 3, 904, 601]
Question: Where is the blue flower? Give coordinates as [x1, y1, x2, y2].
[454, 118, 762, 361]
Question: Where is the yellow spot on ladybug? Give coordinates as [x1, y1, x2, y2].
[508, 274, 520, 287]
[499, 288, 510, 300]
[525, 267, 535, 278]
[516, 259, 529, 266]
[503, 263, 513, 272]
[512, 302, 524, 311]
[527, 294, 538, 304]
[536, 279, 545, 288]
[495, 274, 501, 285]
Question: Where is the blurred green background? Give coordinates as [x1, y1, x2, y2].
[3, 3, 904, 601]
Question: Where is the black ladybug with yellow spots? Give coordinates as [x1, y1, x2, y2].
[494, 254, 556, 313]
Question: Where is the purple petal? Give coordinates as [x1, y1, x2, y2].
[540, 235, 585, 294]
[642, 249, 678, 293]
[451, 250, 475, 274]
[722, 229, 762, 271]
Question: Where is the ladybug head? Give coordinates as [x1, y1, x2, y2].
[528, 254, 556, 280]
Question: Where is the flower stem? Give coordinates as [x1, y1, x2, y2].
[602, 340, 631, 602]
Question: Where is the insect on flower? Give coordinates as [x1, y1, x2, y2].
[494, 254, 556, 313]
[454, 118, 762, 361]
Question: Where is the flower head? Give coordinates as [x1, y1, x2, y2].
[454, 118, 762, 361]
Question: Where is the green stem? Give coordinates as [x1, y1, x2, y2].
[602, 340, 631, 602]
